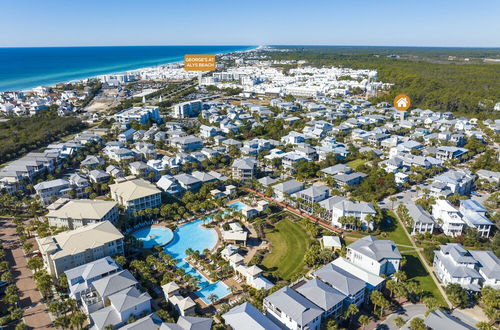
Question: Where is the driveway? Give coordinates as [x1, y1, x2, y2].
[0, 218, 52, 329]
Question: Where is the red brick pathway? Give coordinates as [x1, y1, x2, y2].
[244, 188, 343, 234]
[0, 218, 52, 329]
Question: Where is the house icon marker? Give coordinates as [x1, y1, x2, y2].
[394, 94, 411, 111]
[396, 97, 408, 108]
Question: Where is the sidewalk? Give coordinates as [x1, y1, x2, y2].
[0, 218, 52, 329]
[392, 213, 452, 308]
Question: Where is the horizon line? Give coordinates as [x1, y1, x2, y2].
[1, 44, 500, 49]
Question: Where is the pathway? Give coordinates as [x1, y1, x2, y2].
[244, 188, 343, 234]
[392, 212, 452, 308]
[0, 218, 52, 329]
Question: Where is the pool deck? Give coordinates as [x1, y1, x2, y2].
[184, 257, 214, 284]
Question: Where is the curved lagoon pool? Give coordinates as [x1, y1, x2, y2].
[132, 226, 174, 249]
[164, 218, 231, 304]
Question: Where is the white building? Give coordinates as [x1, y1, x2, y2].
[173, 100, 203, 118]
[114, 106, 161, 124]
[433, 244, 483, 291]
[346, 236, 402, 276]
[432, 200, 465, 237]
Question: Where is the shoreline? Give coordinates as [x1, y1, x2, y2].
[2, 45, 259, 93]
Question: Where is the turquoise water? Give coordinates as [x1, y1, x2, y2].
[0, 46, 253, 91]
[132, 226, 174, 249]
[164, 218, 231, 304]
[228, 201, 246, 212]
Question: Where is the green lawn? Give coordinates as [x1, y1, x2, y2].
[402, 252, 446, 307]
[262, 219, 312, 280]
[376, 211, 413, 246]
[347, 159, 366, 170]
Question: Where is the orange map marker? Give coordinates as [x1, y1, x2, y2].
[394, 94, 411, 111]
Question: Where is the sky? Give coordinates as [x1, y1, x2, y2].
[2, 0, 500, 47]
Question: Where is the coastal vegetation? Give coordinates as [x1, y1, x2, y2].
[0, 110, 85, 164]
[268, 46, 500, 118]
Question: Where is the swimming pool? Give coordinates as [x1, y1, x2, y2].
[228, 201, 246, 212]
[164, 218, 231, 304]
[131, 226, 174, 249]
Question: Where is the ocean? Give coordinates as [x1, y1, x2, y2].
[0, 45, 253, 92]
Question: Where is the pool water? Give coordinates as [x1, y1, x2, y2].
[164, 218, 231, 304]
[228, 201, 246, 212]
[132, 226, 174, 249]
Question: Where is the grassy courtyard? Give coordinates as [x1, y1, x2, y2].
[346, 158, 366, 170]
[262, 218, 313, 280]
[376, 211, 413, 246]
[402, 252, 447, 306]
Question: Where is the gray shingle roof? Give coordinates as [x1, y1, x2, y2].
[92, 270, 137, 298]
[348, 236, 402, 261]
[264, 286, 323, 326]
[295, 278, 346, 311]
[407, 203, 435, 225]
[108, 286, 151, 312]
[223, 302, 280, 330]
[313, 263, 365, 296]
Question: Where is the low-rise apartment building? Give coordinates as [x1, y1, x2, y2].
[36, 221, 124, 277]
[46, 198, 118, 230]
[109, 176, 162, 216]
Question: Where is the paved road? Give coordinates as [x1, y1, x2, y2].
[376, 304, 481, 329]
[0, 218, 52, 329]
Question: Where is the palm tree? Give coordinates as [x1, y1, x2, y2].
[389, 196, 397, 209]
[358, 315, 370, 330]
[185, 248, 194, 257]
[344, 303, 359, 328]
[207, 293, 218, 305]
[70, 311, 87, 330]
[393, 316, 406, 328]
[54, 315, 70, 329]
[386, 279, 397, 298]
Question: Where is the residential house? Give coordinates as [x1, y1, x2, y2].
[174, 173, 202, 192]
[433, 244, 483, 291]
[273, 179, 304, 201]
[231, 157, 258, 180]
[65, 256, 120, 300]
[313, 263, 366, 307]
[406, 202, 435, 235]
[459, 199, 494, 238]
[170, 136, 203, 151]
[319, 196, 376, 230]
[424, 310, 475, 330]
[346, 235, 402, 276]
[431, 170, 474, 196]
[156, 175, 182, 196]
[263, 286, 323, 330]
[223, 302, 280, 330]
[89, 169, 110, 183]
[294, 278, 346, 320]
[432, 200, 465, 237]
[436, 146, 468, 161]
[34, 178, 71, 205]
